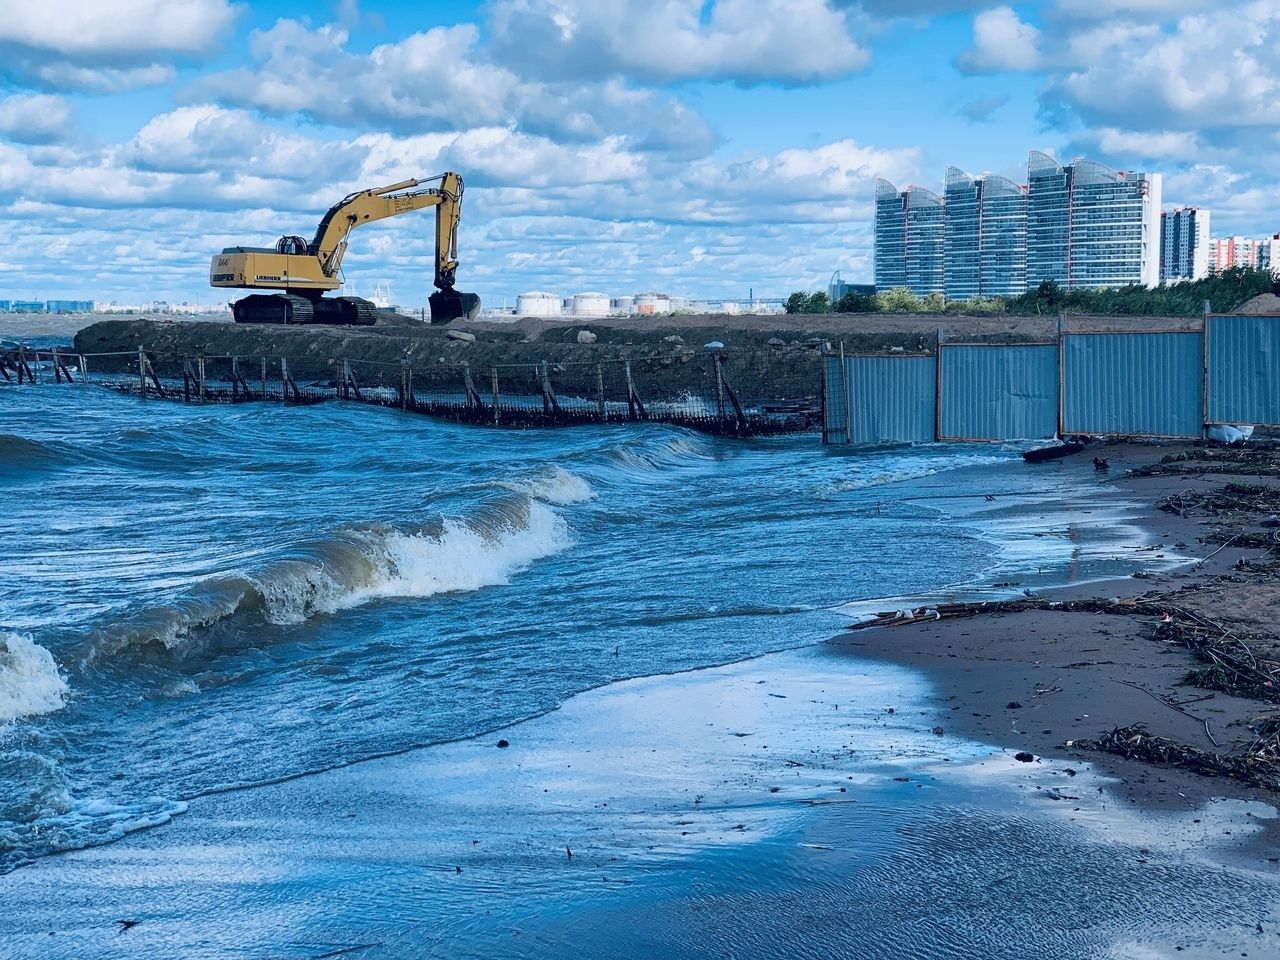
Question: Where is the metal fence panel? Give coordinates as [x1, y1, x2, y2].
[1062, 333, 1203, 438]
[823, 355, 849, 441]
[1207, 315, 1280, 425]
[848, 356, 936, 444]
[939, 344, 1058, 441]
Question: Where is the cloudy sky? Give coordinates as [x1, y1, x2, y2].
[0, 0, 1274, 307]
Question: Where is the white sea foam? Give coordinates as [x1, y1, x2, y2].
[0, 632, 69, 723]
[95, 497, 574, 655]
[357, 499, 571, 603]
[515, 466, 597, 505]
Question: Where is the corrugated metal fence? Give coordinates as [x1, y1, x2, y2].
[824, 314, 1280, 445]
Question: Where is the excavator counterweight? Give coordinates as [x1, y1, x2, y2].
[210, 171, 479, 325]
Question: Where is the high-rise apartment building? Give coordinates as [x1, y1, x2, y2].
[1026, 151, 1070, 288]
[943, 167, 1027, 300]
[1026, 153, 1161, 290]
[1258, 235, 1280, 276]
[1209, 236, 1260, 271]
[875, 154, 1162, 299]
[1160, 207, 1211, 282]
[874, 179, 944, 297]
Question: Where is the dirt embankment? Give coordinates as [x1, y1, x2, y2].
[70, 310, 1211, 392]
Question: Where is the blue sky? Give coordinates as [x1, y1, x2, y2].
[0, 0, 1274, 307]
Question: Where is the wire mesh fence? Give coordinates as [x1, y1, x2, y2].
[3, 343, 824, 436]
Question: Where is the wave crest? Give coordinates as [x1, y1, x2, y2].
[0, 633, 69, 723]
[90, 496, 571, 660]
[503, 465, 596, 505]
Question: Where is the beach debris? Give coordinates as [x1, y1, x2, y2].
[1014, 752, 1035, 762]
[1024, 441, 1086, 464]
[1075, 723, 1280, 791]
[576, 330, 597, 344]
[445, 330, 476, 343]
[496, 739, 510, 748]
[1007, 701, 1023, 710]
[566, 846, 573, 860]
[1093, 457, 1110, 471]
[931, 725, 945, 735]
[116, 920, 139, 934]
[1152, 611, 1280, 705]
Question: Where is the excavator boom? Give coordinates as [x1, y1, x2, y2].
[210, 171, 477, 324]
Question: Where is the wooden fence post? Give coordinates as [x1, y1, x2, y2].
[490, 367, 500, 426]
[138, 349, 147, 396]
[596, 363, 606, 421]
[714, 353, 726, 422]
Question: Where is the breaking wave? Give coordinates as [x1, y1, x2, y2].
[502, 465, 597, 505]
[88, 493, 573, 660]
[0, 632, 69, 723]
[604, 433, 719, 474]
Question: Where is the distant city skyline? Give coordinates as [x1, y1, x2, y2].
[0, 2, 1277, 306]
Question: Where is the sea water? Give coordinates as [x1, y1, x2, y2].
[0, 380, 1172, 879]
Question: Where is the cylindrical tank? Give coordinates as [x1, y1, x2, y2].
[571, 292, 610, 317]
[611, 296, 634, 315]
[516, 291, 561, 317]
[634, 292, 668, 315]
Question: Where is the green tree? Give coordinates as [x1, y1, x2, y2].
[834, 291, 875, 313]
[874, 287, 924, 313]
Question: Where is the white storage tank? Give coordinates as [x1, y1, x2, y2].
[610, 295, 634, 315]
[571, 292, 610, 317]
[633, 292, 670, 315]
[516, 291, 561, 317]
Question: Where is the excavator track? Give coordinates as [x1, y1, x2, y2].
[232, 294, 315, 325]
[329, 296, 380, 326]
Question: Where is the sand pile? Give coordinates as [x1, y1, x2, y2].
[1233, 293, 1280, 314]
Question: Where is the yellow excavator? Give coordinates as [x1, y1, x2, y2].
[209, 171, 479, 325]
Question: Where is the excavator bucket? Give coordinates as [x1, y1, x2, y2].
[429, 289, 480, 324]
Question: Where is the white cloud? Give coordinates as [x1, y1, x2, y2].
[0, 106, 912, 303]
[957, 6, 1040, 72]
[125, 105, 362, 182]
[0, 94, 75, 144]
[199, 18, 717, 157]
[488, 0, 870, 85]
[34, 63, 176, 93]
[1054, 4, 1280, 133]
[1089, 128, 1205, 161]
[0, 0, 238, 59]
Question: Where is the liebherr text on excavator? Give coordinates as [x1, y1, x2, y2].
[209, 171, 479, 325]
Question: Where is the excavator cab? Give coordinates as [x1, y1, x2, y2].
[275, 236, 309, 255]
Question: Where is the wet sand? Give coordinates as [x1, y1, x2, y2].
[832, 440, 1280, 847]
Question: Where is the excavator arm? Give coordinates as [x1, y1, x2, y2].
[311, 171, 465, 291]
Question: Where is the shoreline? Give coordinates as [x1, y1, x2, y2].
[3, 438, 1280, 955]
[829, 439, 1280, 860]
